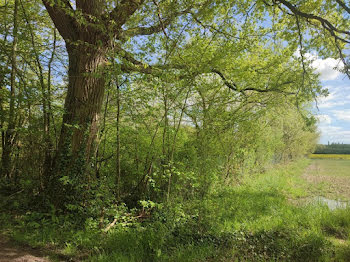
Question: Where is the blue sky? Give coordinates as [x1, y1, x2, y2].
[312, 57, 350, 144]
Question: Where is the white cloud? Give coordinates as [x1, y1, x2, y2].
[332, 110, 350, 122]
[318, 125, 350, 143]
[311, 58, 343, 81]
[317, 110, 350, 143]
[317, 92, 348, 108]
[317, 84, 350, 109]
[294, 50, 343, 81]
[316, 114, 332, 125]
[318, 99, 347, 109]
[319, 125, 342, 133]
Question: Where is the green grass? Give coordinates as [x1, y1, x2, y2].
[304, 158, 350, 200]
[307, 159, 350, 177]
[2, 159, 350, 261]
[84, 160, 350, 261]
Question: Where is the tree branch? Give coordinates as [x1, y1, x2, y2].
[335, 0, 350, 15]
[121, 8, 192, 39]
[212, 69, 296, 95]
[117, 51, 296, 95]
[273, 0, 350, 43]
[189, 12, 238, 39]
[41, 0, 77, 41]
[295, 15, 306, 93]
[114, 42, 186, 75]
[211, 69, 239, 91]
[114, 44, 154, 74]
[109, 0, 145, 29]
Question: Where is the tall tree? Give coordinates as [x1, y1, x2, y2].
[41, 0, 200, 203]
[2, 0, 18, 177]
[40, 0, 326, 208]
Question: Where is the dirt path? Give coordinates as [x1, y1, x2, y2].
[0, 236, 50, 262]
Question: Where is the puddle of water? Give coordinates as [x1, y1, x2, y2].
[315, 196, 349, 210]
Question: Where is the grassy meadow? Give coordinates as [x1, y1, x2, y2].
[304, 157, 350, 200]
[2, 159, 350, 261]
[306, 158, 350, 177]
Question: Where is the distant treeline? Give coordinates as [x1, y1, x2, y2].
[314, 143, 350, 154]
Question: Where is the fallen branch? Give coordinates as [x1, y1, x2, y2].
[103, 218, 117, 232]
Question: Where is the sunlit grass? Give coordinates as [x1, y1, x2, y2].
[304, 158, 350, 201]
[3, 159, 350, 261]
[307, 158, 350, 177]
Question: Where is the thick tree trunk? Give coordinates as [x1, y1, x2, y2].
[47, 44, 107, 207]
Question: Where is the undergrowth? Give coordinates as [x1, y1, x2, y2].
[1, 159, 350, 261]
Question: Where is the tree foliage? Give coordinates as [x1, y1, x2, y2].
[0, 0, 332, 215]
[6, 0, 350, 260]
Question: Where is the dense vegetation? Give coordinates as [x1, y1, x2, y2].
[314, 144, 350, 155]
[2, 160, 350, 261]
[1, 0, 350, 260]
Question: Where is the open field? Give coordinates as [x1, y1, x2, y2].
[309, 154, 350, 160]
[306, 158, 350, 177]
[303, 158, 350, 200]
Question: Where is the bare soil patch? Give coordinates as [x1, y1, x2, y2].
[0, 236, 50, 262]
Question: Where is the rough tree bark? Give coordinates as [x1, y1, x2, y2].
[47, 42, 108, 205]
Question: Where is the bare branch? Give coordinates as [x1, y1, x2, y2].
[212, 69, 296, 95]
[333, 37, 350, 78]
[114, 42, 186, 75]
[122, 23, 170, 38]
[335, 0, 350, 15]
